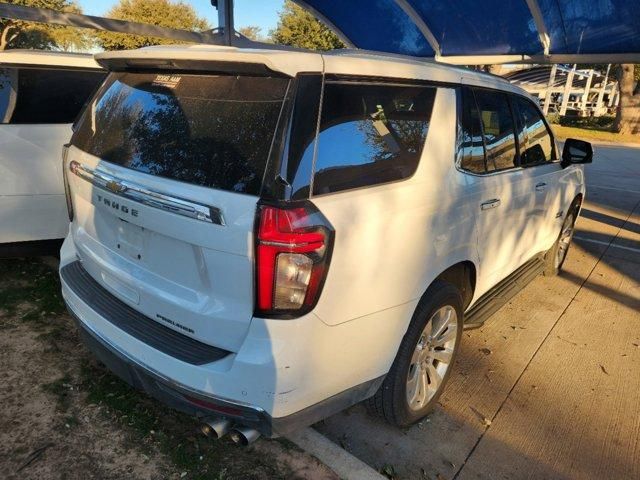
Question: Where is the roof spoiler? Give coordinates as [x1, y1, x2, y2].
[96, 57, 287, 77]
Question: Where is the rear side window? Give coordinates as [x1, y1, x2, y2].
[0, 68, 17, 122]
[459, 87, 486, 174]
[2, 68, 106, 124]
[72, 72, 290, 195]
[473, 89, 518, 172]
[514, 97, 555, 166]
[312, 82, 436, 195]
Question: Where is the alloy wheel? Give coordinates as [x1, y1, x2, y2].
[406, 305, 458, 411]
[555, 213, 575, 269]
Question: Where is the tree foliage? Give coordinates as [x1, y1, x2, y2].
[271, 0, 344, 51]
[0, 0, 90, 51]
[238, 26, 261, 42]
[94, 0, 210, 51]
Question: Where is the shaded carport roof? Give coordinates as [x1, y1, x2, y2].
[1, 1, 639, 64]
[295, 0, 640, 63]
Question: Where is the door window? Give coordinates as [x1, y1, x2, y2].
[312, 81, 436, 195]
[473, 89, 518, 172]
[459, 87, 487, 174]
[2, 68, 106, 125]
[514, 97, 556, 166]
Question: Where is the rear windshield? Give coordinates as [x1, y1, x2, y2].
[72, 72, 290, 195]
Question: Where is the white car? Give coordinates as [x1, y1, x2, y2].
[59, 45, 592, 443]
[0, 50, 105, 256]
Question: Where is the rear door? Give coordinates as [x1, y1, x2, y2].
[66, 70, 291, 351]
[0, 66, 105, 244]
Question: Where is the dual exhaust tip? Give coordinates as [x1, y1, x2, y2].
[200, 418, 261, 446]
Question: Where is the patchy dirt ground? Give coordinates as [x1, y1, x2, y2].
[0, 258, 337, 480]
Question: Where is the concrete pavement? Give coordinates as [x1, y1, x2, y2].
[315, 144, 640, 480]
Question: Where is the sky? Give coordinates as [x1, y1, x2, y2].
[76, 0, 285, 35]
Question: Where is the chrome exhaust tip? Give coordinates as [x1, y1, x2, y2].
[201, 418, 232, 439]
[229, 426, 261, 446]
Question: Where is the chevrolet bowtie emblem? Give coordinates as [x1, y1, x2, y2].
[106, 180, 127, 194]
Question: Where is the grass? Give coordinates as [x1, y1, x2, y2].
[552, 125, 640, 144]
[0, 258, 65, 322]
[1, 257, 293, 480]
[80, 361, 290, 479]
[548, 115, 640, 144]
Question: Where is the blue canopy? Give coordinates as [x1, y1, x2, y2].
[296, 0, 640, 63]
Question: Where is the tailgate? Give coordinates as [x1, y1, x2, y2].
[65, 70, 291, 352]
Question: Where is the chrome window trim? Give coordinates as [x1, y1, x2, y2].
[70, 162, 225, 226]
[454, 86, 561, 178]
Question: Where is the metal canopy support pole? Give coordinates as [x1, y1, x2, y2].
[525, 0, 551, 55]
[213, 0, 234, 46]
[394, 0, 441, 56]
[291, 1, 355, 48]
[0, 3, 219, 44]
[560, 64, 576, 116]
[543, 64, 558, 115]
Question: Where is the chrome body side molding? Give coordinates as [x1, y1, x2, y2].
[69, 161, 225, 226]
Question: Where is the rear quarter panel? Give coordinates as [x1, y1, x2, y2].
[311, 88, 479, 329]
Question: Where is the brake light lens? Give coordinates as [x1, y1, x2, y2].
[255, 203, 334, 317]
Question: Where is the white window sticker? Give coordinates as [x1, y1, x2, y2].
[152, 74, 182, 89]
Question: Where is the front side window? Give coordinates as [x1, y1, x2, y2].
[473, 89, 518, 172]
[72, 72, 290, 195]
[514, 97, 555, 166]
[312, 82, 436, 195]
[4, 68, 105, 124]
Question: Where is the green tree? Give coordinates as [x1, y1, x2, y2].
[271, 0, 344, 51]
[0, 0, 90, 51]
[238, 25, 261, 41]
[95, 0, 210, 51]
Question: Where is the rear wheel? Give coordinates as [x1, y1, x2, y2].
[367, 281, 463, 427]
[544, 209, 576, 276]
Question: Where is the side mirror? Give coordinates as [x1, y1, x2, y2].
[562, 138, 593, 168]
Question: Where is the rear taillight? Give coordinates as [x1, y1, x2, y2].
[62, 143, 74, 221]
[255, 202, 334, 317]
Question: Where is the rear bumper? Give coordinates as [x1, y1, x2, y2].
[70, 306, 275, 434]
[70, 303, 383, 437]
[60, 236, 386, 437]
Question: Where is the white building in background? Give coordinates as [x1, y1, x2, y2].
[503, 65, 619, 118]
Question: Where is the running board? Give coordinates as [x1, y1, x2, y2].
[464, 256, 545, 330]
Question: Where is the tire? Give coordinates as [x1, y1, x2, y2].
[543, 207, 577, 276]
[366, 280, 463, 427]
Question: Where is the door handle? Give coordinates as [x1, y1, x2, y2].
[535, 182, 547, 192]
[481, 199, 501, 210]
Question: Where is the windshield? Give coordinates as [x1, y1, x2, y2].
[72, 71, 290, 195]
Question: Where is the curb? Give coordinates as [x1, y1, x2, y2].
[287, 428, 387, 480]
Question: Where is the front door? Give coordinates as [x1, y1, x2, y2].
[458, 87, 534, 297]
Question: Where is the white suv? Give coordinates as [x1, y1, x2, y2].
[59, 45, 592, 442]
[0, 50, 105, 256]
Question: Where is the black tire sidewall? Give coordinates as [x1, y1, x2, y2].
[386, 281, 464, 426]
[545, 207, 577, 275]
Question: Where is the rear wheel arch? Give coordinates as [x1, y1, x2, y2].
[434, 261, 476, 310]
